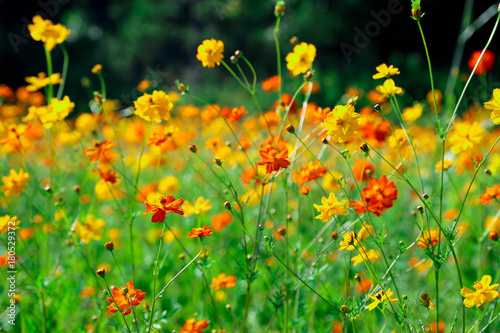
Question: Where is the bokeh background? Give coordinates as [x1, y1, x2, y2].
[1, 0, 499, 110]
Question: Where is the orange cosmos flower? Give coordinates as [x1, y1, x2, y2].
[143, 195, 184, 223]
[83, 140, 117, 164]
[272, 93, 297, 114]
[479, 184, 500, 205]
[257, 147, 290, 173]
[293, 160, 327, 186]
[188, 225, 213, 238]
[418, 228, 441, 249]
[211, 273, 236, 291]
[350, 175, 398, 217]
[220, 106, 248, 122]
[468, 50, 495, 75]
[308, 106, 330, 125]
[0, 124, 31, 154]
[212, 212, 233, 232]
[352, 160, 375, 182]
[180, 318, 209, 333]
[298, 185, 312, 195]
[105, 281, 146, 316]
[261, 75, 281, 92]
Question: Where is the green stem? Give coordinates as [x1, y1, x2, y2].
[44, 46, 54, 103]
[56, 44, 69, 100]
[147, 222, 167, 332]
[273, 16, 282, 101]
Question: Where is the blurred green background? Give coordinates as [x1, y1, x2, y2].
[1, 0, 499, 109]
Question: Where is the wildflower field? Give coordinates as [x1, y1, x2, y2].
[2, 1, 500, 332]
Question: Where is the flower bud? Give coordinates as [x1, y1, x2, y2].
[289, 36, 298, 46]
[230, 55, 237, 63]
[417, 205, 424, 213]
[484, 168, 492, 176]
[214, 158, 223, 166]
[331, 231, 338, 240]
[354, 274, 361, 282]
[178, 253, 185, 260]
[96, 268, 106, 277]
[360, 143, 369, 153]
[340, 305, 350, 313]
[304, 71, 313, 80]
[411, 0, 422, 20]
[178, 83, 186, 92]
[423, 193, 429, 199]
[225, 304, 231, 310]
[73, 185, 81, 193]
[322, 138, 329, 144]
[374, 104, 382, 111]
[189, 144, 197, 153]
[104, 242, 114, 251]
[489, 231, 498, 241]
[224, 201, 232, 210]
[274, 1, 285, 17]
[91, 64, 103, 74]
[234, 50, 242, 58]
[286, 124, 295, 133]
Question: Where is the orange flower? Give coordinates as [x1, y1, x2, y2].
[272, 93, 297, 114]
[468, 50, 495, 75]
[257, 147, 290, 173]
[143, 195, 184, 223]
[350, 175, 398, 217]
[105, 281, 146, 316]
[356, 278, 372, 293]
[83, 140, 116, 164]
[188, 225, 213, 238]
[418, 228, 441, 249]
[0, 124, 31, 154]
[479, 184, 500, 205]
[212, 212, 233, 231]
[220, 106, 248, 122]
[293, 160, 327, 186]
[180, 318, 209, 333]
[211, 273, 236, 291]
[298, 185, 312, 195]
[352, 160, 375, 182]
[261, 75, 281, 92]
[241, 166, 261, 187]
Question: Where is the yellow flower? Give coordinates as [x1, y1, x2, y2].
[357, 222, 374, 240]
[367, 288, 398, 311]
[448, 121, 484, 154]
[338, 231, 358, 251]
[196, 39, 224, 68]
[133, 90, 173, 123]
[183, 197, 213, 216]
[285, 42, 316, 76]
[0, 215, 19, 234]
[435, 159, 454, 172]
[1, 169, 30, 197]
[375, 79, 403, 98]
[28, 15, 70, 51]
[402, 103, 423, 123]
[351, 248, 380, 267]
[75, 215, 106, 244]
[460, 275, 499, 308]
[24, 96, 74, 129]
[313, 192, 348, 223]
[323, 104, 361, 143]
[25, 73, 63, 92]
[91, 64, 103, 74]
[372, 64, 400, 79]
[484, 88, 500, 125]
[158, 176, 180, 194]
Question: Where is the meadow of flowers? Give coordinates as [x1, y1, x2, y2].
[2, 1, 500, 332]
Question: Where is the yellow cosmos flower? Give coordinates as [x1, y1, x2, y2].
[285, 42, 316, 76]
[196, 39, 224, 68]
[28, 15, 70, 51]
[183, 197, 213, 216]
[448, 121, 484, 154]
[313, 192, 348, 223]
[75, 215, 106, 244]
[357, 222, 374, 240]
[375, 79, 403, 98]
[367, 288, 398, 311]
[338, 231, 358, 251]
[484, 88, 500, 125]
[351, 248, 380, 266]
[24, 96, 74, 129]
[133, 90, 173, 123]
[0, 215, 20, 234]
[323, 104, 361, 143]
[25, 73, 63, 92]
[460, 275, 499, 308]
[372, 63, 400, 80]
[1, 169, 30, 197]
[435, 159, 454, 172]
[402, 103, 423, 123]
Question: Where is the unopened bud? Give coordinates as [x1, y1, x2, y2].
[224, 201, 232, 210]
[423, 193, 429, 199]
[354, 274, 361, 282]
[178, 253, 185, 260]
[225, 304, 231, 310]
[104, 242, 114, 251]
[489, 231, 498, 241]
[93, 92, 103, 103]
[214, 158, 223, 166]
[305, 71, 313, 80]
[44, 185, 52, 193]
[322, 138, 329, 144]
[189, 144, 197, 153]
[230, 55, 237, 63]
[96, 268, 106, 277]
[274, 1, 285, 17]
[360, 143, 369, 153]
[234, 50, 242, 58]
[417, 205, 423, 213]
[331, 231, 338, 240]
[485, 168, 492, 176]
[340, 305, 350, 314]
[91, 64, 103, 74]
[374, 104, 382, 111]
[289, 36, 298, 46]
[73, 185, 80, 193]
[178, 83, 186, 92]
[286, 124, 295, 133]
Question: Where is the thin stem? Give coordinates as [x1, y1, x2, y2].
[273, 16, 282, 101]
[147, 222, 167, 332]
[56, 44, 69, 100]
[44, 46, 54, 103]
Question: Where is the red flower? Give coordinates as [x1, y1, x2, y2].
[180, 318, 209, 333]
[257, 146, 290, 173]
[350, 175, 398, 217]
[468, 50, 495, 75]
[188, 225, 213, 238]
[143, 195, 184, 223]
